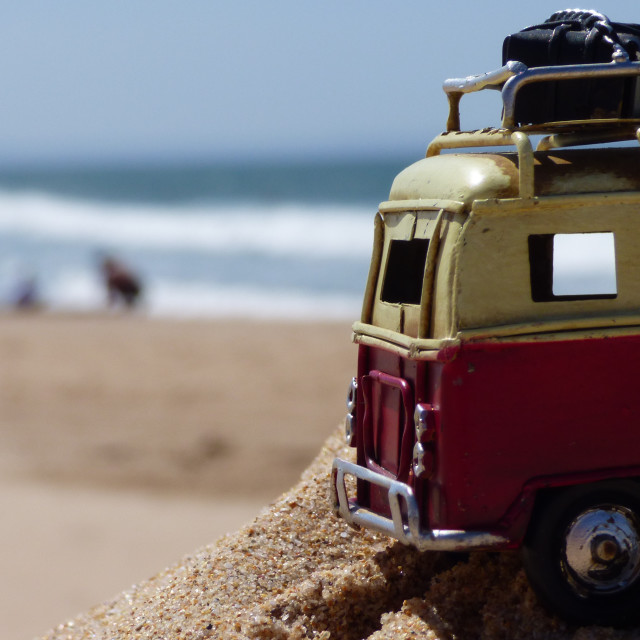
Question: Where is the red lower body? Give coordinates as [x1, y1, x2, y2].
[354, 333, 640, 545]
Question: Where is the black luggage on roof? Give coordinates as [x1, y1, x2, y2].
[502, 9, 640, 125]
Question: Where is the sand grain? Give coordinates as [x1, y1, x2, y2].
[40, 430, 636, 640]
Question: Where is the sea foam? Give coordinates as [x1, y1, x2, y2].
[0, 189, 373, 319]
[0, 190, 375, 259]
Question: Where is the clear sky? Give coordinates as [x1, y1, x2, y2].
[0, 1, 638, 165]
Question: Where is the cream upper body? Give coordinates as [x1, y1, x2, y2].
[356, 142, 640, 355]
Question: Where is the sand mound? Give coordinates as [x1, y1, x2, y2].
[41, 429, 634, 640]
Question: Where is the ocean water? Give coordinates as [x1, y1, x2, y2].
[0, 158, 615, 320]
[0, 159, 408, 320]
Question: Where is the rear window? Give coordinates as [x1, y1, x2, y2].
[381, 238, 430, 304]
[529, 232, 617, 302]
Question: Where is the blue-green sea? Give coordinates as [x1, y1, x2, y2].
[0, 158, 409, 319]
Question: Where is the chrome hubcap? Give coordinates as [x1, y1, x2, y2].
[563, 505, 640, 594]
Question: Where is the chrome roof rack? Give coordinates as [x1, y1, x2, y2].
[443, 59, 640, 132]
[426, 59, 640, 199]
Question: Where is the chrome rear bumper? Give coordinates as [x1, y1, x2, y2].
[331, 457, 509, 551]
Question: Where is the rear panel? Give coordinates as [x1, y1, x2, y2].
[355, 344, 430, 519]
[354, 332, 640, 536]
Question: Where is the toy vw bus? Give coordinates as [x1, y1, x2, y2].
[331, 13, 640, 627]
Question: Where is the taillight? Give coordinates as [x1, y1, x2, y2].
[413, 403, 437, 479]
[345, 377, 358, 446]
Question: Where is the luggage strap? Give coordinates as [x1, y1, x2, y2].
[522, 10, 640, 64]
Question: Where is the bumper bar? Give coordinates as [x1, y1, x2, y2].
[331, 457, 509, 551]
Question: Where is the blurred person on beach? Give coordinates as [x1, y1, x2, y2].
[100, 255, 143, 310]
[11, 271, 41, 310]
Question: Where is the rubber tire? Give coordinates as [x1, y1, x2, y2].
[522, 480, 640, 627]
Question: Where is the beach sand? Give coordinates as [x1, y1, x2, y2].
[2, 313, 633, 640]
[0, 313, 355, 639]
[38, 432, 632, 640]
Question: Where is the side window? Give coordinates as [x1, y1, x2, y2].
[381, 238, 430, 304]
[529, 232, 617, 302]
